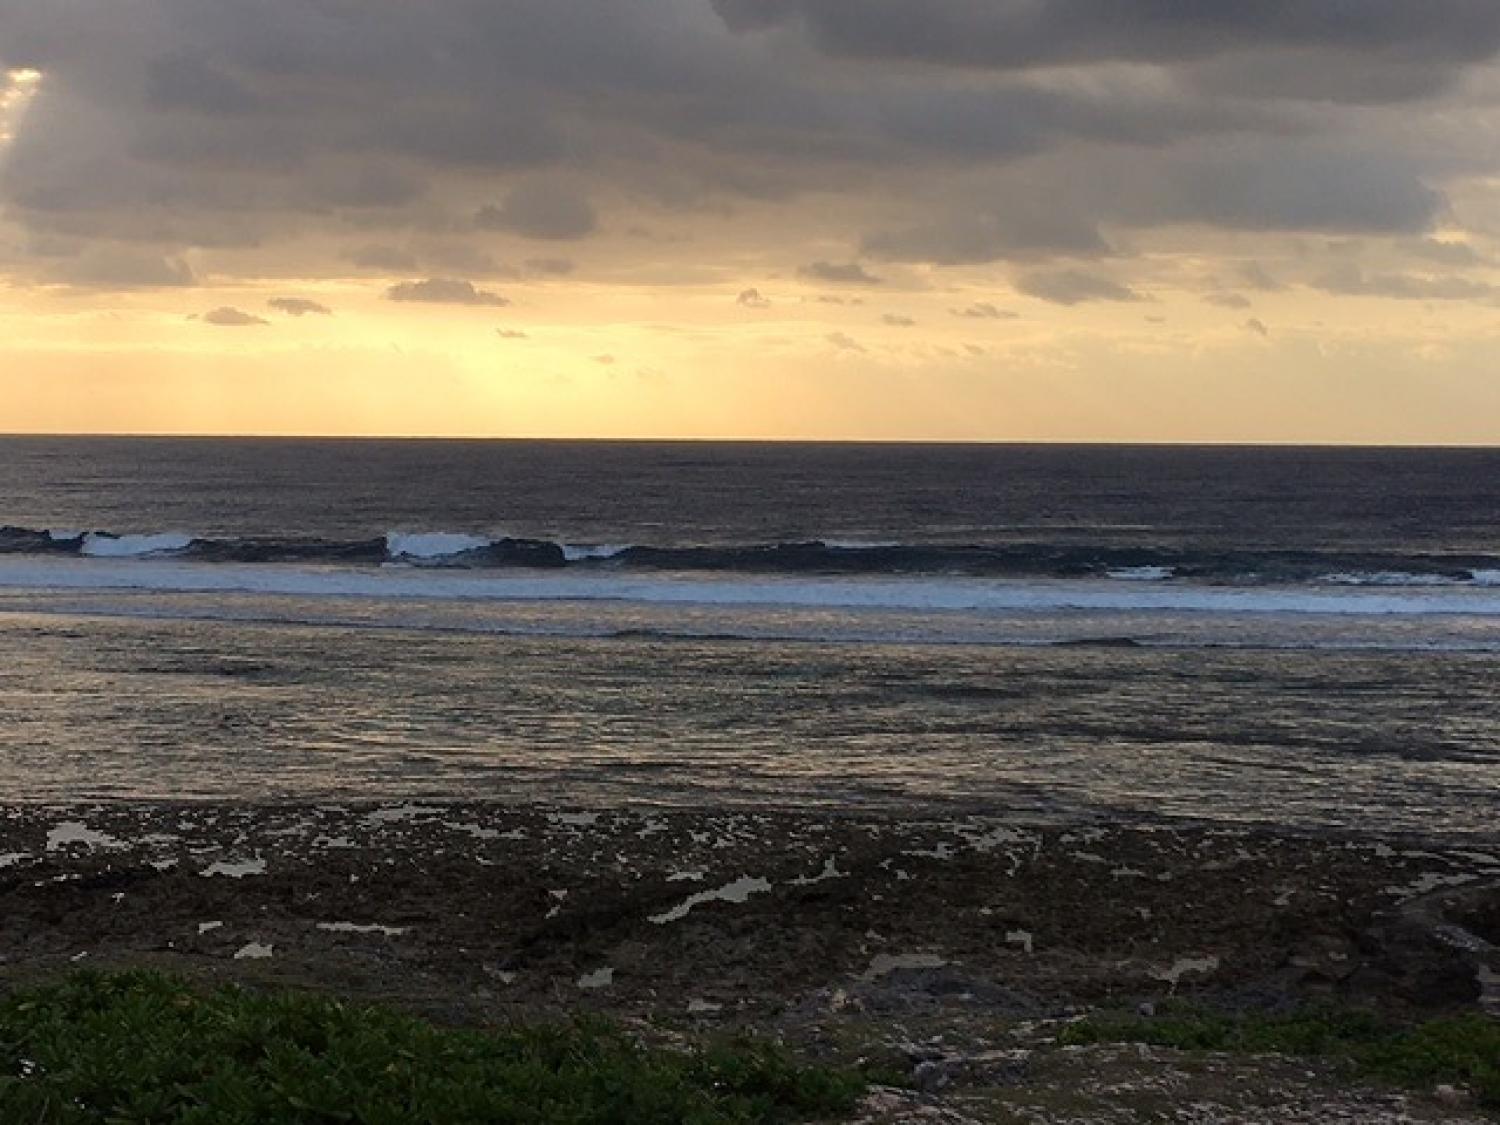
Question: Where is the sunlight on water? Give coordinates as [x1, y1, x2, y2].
[0, 611, 1494, 838]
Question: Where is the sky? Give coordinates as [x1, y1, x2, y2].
[2, 0, 1499, 442]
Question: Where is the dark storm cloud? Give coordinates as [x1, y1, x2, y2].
[1, 1, 1497, 289]
[1016, 269, 1143, 306]
[385, 278, 511, 307]
[799, 261, 883, 286]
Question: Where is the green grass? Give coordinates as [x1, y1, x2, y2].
[1059, 1004, 1500, 1110]
[0, 971, 865, 1124]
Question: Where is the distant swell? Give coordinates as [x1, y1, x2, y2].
[3, 524, 1499, 587]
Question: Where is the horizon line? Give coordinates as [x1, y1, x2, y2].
[1, 431, 1498, 451]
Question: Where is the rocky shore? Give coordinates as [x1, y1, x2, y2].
[2, 803, 1496, 1122]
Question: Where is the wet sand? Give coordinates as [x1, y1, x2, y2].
[2, 803, 1497, 1122]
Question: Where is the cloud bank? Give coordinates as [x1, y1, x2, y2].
[0, 0, 1496, 316]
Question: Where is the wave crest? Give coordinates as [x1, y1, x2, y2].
[2, 524, 1498, 587]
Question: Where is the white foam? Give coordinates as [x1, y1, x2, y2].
[562, 544, 629, 562]
[1107, 566, 1175, 581]
[1321, 571, 1463, 588]
[81, 532, 193, 558]
[1472, 569, 1500, 587]
[48, 529, 83, 542]
[5, 557, 1499, 618]
[0, 852, 28, 868]
[234, 941, 274, 960]
[385, 532, 492, 560]
[198, 921, 223, 935]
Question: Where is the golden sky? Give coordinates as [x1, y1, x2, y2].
[2, 5, 1499, 443]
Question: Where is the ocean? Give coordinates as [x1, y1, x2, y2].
[1, 438, 1496, 836]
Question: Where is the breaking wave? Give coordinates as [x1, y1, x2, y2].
[2, 524, 1499, 588]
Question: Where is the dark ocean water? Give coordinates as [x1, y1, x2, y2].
[0, 438, 1496, 835]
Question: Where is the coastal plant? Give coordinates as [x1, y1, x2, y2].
[0, 970, 865, 1124]
[1059, 1003, 1500, 1110]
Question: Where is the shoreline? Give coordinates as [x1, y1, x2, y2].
[3, 802, 1497, 1121]
[3, 802, 1495, 1013]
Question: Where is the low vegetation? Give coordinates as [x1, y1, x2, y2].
[1060, 1003, 1500, 1110]
[0, 971, 865, 1124]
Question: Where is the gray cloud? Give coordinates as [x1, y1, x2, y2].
[880, 313, 915, 327]
[1203, 292, 1252, 309]
[475, 181, 597, 241]
[525, 257, 575, 275]
[421, 242, 508, 277]
[864, 209, 1108, 265]
[1, 0, 1497, 294]
[496, 328, 529, 339]
[48, 248, 195, 289]
[826, 331, 865, 352]
[1244, 317, 1270, 337]
[385, 278, 510, 306]
[711, 1, 1500, 81]
[199, 306, 268, 327]
[736, 287, 771, 308]
[1404, 238, 1485, 267]
[1310, 264, 1499, 301]
[951, 302, 1017, 320]
[1017, 269, 1143, 306]
[1239, 263, 1283, 291]
[1148, 149, 1442, 234]
[800, 260, 883, 286]
[346, 246, 419, 272]
[268, 296, 332, 316]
